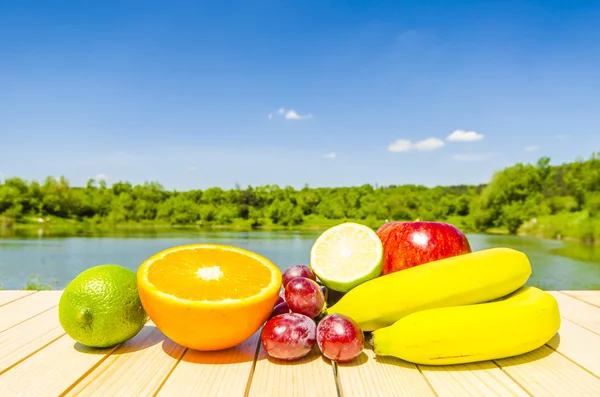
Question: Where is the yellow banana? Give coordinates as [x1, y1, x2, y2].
[371, 286, 561, 365]
[324, 247, 531, 331]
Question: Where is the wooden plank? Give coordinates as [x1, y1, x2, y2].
[0, 291, 62, 332]
[562, 290, 600, 308]
[248, 343, 338, 397]
[0, 334, 118, 396]
[419, 361, 529, 397]
[0, 291, 36, 307]
[336, 346, 435, 397]
[157, 331, 259, 396]
[546, 317, 600, 376]
[65, 323, 186, 396]
[0, 306, 65, 375]
[548, 291, 600, 335]
[495, 345, 600, 396]
[0, 289, 597, 396]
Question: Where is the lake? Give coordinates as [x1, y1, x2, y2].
[1, 231, 599, 290]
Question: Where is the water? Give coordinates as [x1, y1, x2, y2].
[1, 231, 599, 290]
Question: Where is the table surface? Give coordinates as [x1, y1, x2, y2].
[0, 290, 599, 396]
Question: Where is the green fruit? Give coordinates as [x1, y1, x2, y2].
[58, 264, 148, 348]
[309, 222, 384, 293]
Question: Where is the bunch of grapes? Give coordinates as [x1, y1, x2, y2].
[261, 265, 364, 363]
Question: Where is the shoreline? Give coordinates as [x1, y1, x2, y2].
[2, 218, 597, 246]
[2, 221, 599, 291]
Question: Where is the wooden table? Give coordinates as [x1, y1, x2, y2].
[0, 290, 599, 396]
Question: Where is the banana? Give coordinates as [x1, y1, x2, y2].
[371, 286, 561, 365]
[324, 247, 531, 331]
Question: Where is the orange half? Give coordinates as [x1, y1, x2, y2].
[137, 244, 282, 351]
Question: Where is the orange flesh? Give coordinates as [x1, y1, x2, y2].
[146, 247, 273, 301]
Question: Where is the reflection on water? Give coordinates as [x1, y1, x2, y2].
[551, 243, 600, 264]
[2, 225, 322, 240]
[467, 234, 600, 291]
[1, 230, 599, 291]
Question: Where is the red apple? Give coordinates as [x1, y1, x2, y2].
[376, 221, 471, 275]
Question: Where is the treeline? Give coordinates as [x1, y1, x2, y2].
[1, 153, 599, 239]
[473, 154, 600, 240]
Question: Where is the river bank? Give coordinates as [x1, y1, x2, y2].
[2, 213, 600, 244]
[1, 215, 382, 238]
[518, 212, 600, 244]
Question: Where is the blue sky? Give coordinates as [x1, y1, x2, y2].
[1, 0, 599, 190]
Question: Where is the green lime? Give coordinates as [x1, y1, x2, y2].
[58, 264, 148, 348]
[309, 222, 384, 293]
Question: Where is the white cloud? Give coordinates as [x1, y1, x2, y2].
[95, 174, 108, 180]
[388, 137, 445, 152]
[413, 137, 445, 150]
[186, 166, 198, 171]
[446, 130, 484, 142]
[388, 139, 413, 152]
[524, 145, 539, 152]
[269, 108, 313, 120]
[284, 109, 313, 120]
[451, 153, 495, 162]
[284, 110, 302, 120]
[322, 152, 336, 159]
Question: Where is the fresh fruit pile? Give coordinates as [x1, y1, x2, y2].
[57, 219, 561, 368]
[58, 244, 282, 351]
[262, 221, 560, 366]
[261, 263, 364, 362]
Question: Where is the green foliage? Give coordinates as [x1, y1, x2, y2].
[474, 153, 600, 236]
[546, 196, 578, 214]
[520, 212, 600, 243]
[0, 177, 480, 230]
[1, 152, 600, 242]
[586, 192, 600, 218]
[22, 275, 56, 291]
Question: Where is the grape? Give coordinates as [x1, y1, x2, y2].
[269, 301, 291, 319]
[284, 277, 325, 318]
[316, 314, 364, 362]
[261, 313, 317, 360]
[274, 295, 285, 308]
[282, 265, 316, 287]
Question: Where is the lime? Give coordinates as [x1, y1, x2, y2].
[309, 222, 383, 293]
[58, 264, 148, 348]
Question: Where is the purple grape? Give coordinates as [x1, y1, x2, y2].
[261, 313, 317, 361]
[316, 314, 364, 362]
[269, 301, 291, 319]
[274, 295, 285, 308]
[284, 277, 325, 318]
[282, 265, 316, 287]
